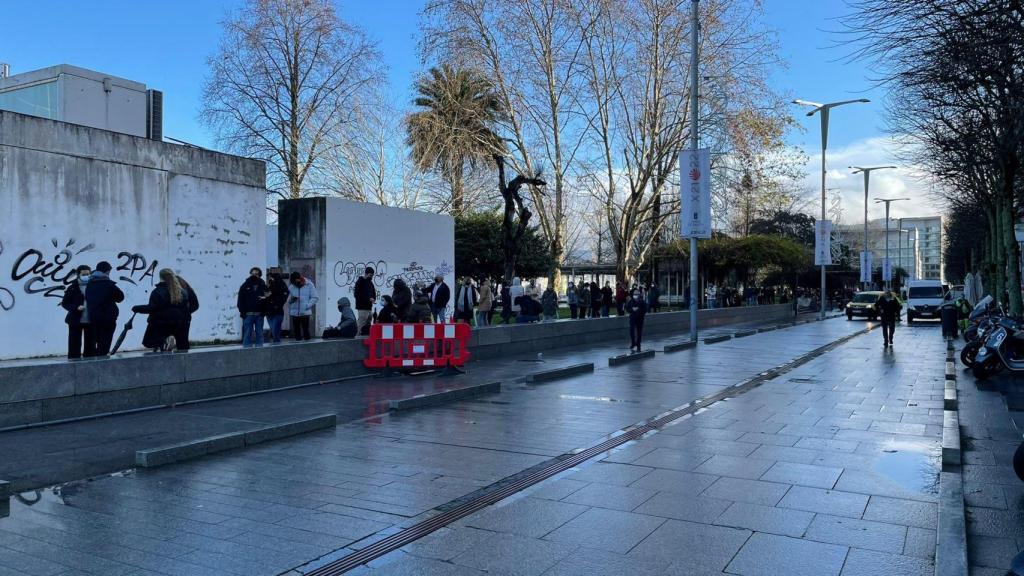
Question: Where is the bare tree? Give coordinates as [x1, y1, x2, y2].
[201, 0, 382, 203]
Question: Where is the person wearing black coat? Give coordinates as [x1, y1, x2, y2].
[133, 269, 192, 352]
[237, 267, 268, 347]
[626, 288, 648, 352]
[589, 282, 602, 318]
[392, 279, 413, 322]
[264, 270, 288, 343]
[61, 264, 96, 359]
[174, 275, 200, 351]
[426, 275, 451, 322]
[353, 267, 377, 335]
[376, 295, 399, 324]
[85, 261, 125, 356]
[875, 290, 903, 348]
[601, 282, 613, 317]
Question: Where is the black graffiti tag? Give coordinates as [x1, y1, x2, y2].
[115, 252, 158, 286]
[9, 245, 158, 301]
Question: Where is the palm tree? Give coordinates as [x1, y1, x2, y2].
[406, 65, 505, 216]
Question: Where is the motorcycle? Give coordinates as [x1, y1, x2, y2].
[960, 296, 997, 367]
[972, 316, 1024, 379]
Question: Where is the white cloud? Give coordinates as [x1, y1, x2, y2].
[799, 135, 944, 224]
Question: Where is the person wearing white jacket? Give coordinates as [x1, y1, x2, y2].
[509, 277, 525, 314]
[287, 271, 319, 341]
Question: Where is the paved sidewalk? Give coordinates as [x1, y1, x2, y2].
[0, 318, 881, 576]
[953, 343, 1024, 574]
[0, 312, 818, 491]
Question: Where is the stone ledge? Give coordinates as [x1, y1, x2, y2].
[0, 479, 8, 518]
[388, 382, 501, 411]
[135, 413, 337, 468]
[944, 381, 958, 411]
[703, 334, 732, 344]
[608, 350, 656, 366]
[757, 326, 778, 333]
[526, 363, 594, 383]
[942, 410, 961, 469]
[734, 329, 757, 338]
[663, 340, 697, 353]
[935, 471, 969, 576]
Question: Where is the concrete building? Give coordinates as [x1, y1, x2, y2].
[0, 64, 161, 139]
[837, 215, 942, 282]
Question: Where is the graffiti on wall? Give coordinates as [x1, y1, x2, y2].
[1, 238, 158, 310]
[334, 259, 454, 292]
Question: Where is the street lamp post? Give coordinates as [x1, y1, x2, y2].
[688, 0, 700, 342]
[874, 198, 910, 290]
[850, 165, 896, 291]
[794, 98, 870, 319]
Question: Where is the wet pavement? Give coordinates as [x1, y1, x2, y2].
[952, 341, 1024, 575]
[0, 317, 955, 576]
[0, 313, 818, 492]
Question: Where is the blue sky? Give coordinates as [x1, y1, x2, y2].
[2, 1, 928, 219]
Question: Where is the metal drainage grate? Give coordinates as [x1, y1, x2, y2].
[298, 327, 872, 576]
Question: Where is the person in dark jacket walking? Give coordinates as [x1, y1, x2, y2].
[85, 261, 125, 356]
[426, 275, 451, 322]
[264, 269, 288, 343]
[133, 269, 191, 352]
[875, 289, 902, 347]
[626, 288, 648, 352]
[237, 267, 268, 347]
[61, 264, 96, 359]
[392, 279, 413, 322]
[353, 267, 377, 336]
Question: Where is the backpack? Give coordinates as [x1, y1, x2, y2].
[322, 327, 342, 339]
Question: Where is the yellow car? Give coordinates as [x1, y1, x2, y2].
[846, 291, 884, 320]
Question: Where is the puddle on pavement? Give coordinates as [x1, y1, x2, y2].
[872, 439, 940, 494]
[558, 394, 640, 404]
[2, 468, 136, 518]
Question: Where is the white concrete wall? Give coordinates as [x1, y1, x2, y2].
[322, 199, 454, 328]
[0, 111, 266, 359]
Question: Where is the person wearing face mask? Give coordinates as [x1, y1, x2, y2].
[454, 277, 478, 325]
[626, 287, 648, 352]
[875, 289, 902, 348]
[86, 261, 125, 356]
[61, 265, 96, 359]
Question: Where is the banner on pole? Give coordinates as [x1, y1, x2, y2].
[882, 257, 892, 281]
[814, 220, 833, 266]
[859, 251, 873, 283]
[680, 149, 712, 238]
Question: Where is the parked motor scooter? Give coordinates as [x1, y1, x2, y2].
[971, 316, 1024, 379]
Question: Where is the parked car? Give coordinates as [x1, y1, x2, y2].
[846, 291, 884, 320]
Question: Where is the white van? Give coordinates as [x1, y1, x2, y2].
[905, 280, 946, 324]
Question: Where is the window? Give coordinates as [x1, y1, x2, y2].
[0, 81, 59, 119]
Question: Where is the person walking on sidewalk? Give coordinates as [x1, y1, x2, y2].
[264, 269, 288, 343]
[86, 261, 125, 356]
[238, 267, 268, 347]
[288, 271, 318, 341]
[626, 287, 648, 352]
[61, 264, 95, 359]
[477, 279, 493, 326]
[875, 289, 902, 348]
[427, 275, 451, 323]
[353, 267, 377, 336]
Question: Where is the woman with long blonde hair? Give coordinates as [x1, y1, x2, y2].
[132, 268, 193, 352]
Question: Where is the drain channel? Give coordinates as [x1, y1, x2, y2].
[298, 326, 871, 576]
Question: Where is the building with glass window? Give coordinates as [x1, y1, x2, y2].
[837, 214, 943, 283]
[0, 64, 161, 139]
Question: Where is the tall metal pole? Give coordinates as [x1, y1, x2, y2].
[898, 218, 903, 289]
[819, 111, 829, 320]
[862, 171, 869, 291]
[688, 0, 700, 341]
[884, 205, 891, 290]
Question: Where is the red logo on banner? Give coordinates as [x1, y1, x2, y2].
[689, 168, 701, 181]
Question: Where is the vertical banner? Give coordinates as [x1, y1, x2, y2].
[859, 251, 873, 283]
[814, 220, 833, 266]
[882, 257, 892, 281]
[680, 149, 712, 238]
